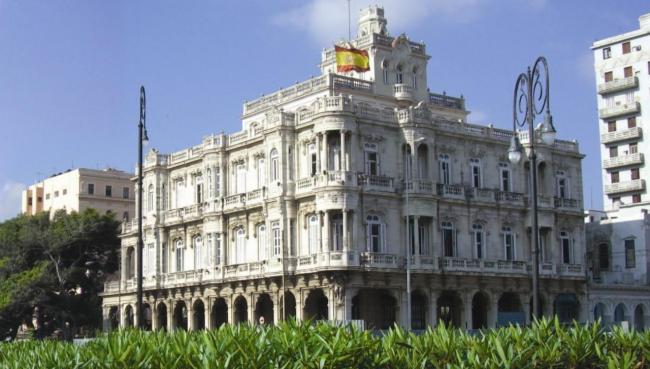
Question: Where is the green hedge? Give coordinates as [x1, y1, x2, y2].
[0, 318, 648, 369]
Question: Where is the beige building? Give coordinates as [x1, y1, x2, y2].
[102, 7, 586, 331]
[22, 168, 135, 220]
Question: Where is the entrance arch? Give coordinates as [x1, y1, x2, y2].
[234, 296, 248, 324]
[211, 298, 228, 328]
[255, 293, 274, 325]
[173, 301, 188, 330]
[553, 293, 579, 323]
[498, 292, 524, 326]
[304, 289, 329, 321]
[437, 290, 463, 328]
[156, 303, 168, 331]
[472, 292, 490, 329]
[593, 303, 607, 324]
[614, 303, 627, 323]
[109, 306, 120, 330]
[124, 305, 134, 328]
[634, 304, 645, 331]
[411, 290, 428, 330]
[282, 292, 296, 320]
[142, 303, 152, 330]
[351, 289, 397, 330]
[193, 300, 205, 330]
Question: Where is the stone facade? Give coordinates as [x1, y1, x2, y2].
[101, 7, 586, 331]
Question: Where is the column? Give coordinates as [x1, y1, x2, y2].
[323, 211, 330, 253]
[328, 287, 335, 321]
[413, 216, 420, 256]
[316, 134, 321, 173]
[464, 292, 473, 330]
[273, 293, 281, 324]
[151, 302, 159, 331]
[486, 294, 496, 328]
[296, 290, 304, 321]
[205, 298, 212, 330]
[399, 290, 408, 329]
[248, 293, 255, 324]
[322, 132, 329, 172]
[490, 294, 499, 328]
[187, 299, 194, 331]
[120, 247, 127, 288]
[227, 297, 234, 324]
[318, 212, 323, 253]
[340, 130, 347, 171]
[429, 290, 438, 327]
[102, 307, 110, 332]
[167, 300, 174, 331]
[342, 210, 348, 252]
[344, 288, 357, 321]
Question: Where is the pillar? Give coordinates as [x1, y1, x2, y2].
[151, 302, 159, 331]
[273, 293, 281, 324]
[322, 132, 329, 172]
[523, 294, 531, 325]
[486, 294, 496, 328]
[316, 134, 322, 173]
[429, 290, 438, 327]
[414, 216, 420, 256]
[340, 130, 347, 171]
[248, 293, 255, 324]
[345, 287, 357, 321]
[490, 294, 499, 328]
[205, 298, 212, 330]
[323, 211, 330, 252]
[167, 300, 174, 331]
[102, 307, 110, 332]
[227, 296, 234, 325]
[328, 287, 336, 321]
[342, 210, 349, 252]
[464, 292, 473, 330]
[187, 299, 194, 331]
[399, 289, 409, 328]
[296, 290, 304, 322]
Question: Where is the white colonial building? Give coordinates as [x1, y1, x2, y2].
[102, 7, 586, 331]
[586, 13, 650, 330]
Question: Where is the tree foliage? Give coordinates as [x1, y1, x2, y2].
[0, 209, 120, 337]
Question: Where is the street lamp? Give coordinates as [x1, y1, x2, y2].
[137, 86, 149, 329]
[508, 57, 556, 320]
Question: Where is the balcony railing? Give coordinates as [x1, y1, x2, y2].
[597, 76, 638, 95]
[605, 179, 646, 194]
[495, 191, 525, 204]
[393, 83, 414, 101]
[601, 127, 642, 144]
[316, 171, 357, 187]
[360, 174, 394, 191]
[603, 152, 644, 169]
[436, 183, 464, 198]
[405, 179, 433, 193]
[438, 257, 528, 274]
[429, 92, 464, 110]
[554, 197, 579, 209]
[359, 252, 403, 268]
[468, 188, 495, 202]
[599, 102, 640, 119]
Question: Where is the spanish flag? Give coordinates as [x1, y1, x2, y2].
[335, 46, 370, 73]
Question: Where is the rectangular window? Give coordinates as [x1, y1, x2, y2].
[470, 160, 481, 188]
[629, 142, 638, 154]
[370, 224, 381, 252]
[439, 158, 450, 185]
[503, 228, 514, 261]
[258, 158, 266, 188]
[236, 164, 246, 194]
[631, 168, 640, 180]
[54, 191, 59, 198]
[441, 222, 455, 257]
[45, 194, 50, 200]
[500, 167, 511, 191]
[604, 71, 613, 82]
[215, 234, 222, 265]
[622, 41, 631, 54]
[628, 117, 637, 128]
[625, 239, 635, 268]
[418, 221, 429, 255]
[272, 222, 281, 256]
[365, 151, 379, 175]
[561, 232, 571, 264]
[473, 225, 484, 259]
[607, 121, 616, 132]
[311, 153, 318, 176]
[215, 167, 221, 198]
[88, 183, 95, 195]
[105, 185, 112, 197]
[632, 194, 641, 203]
[557, 177, 567, 198]
[122, 187, 129, 199]
[648, 61, 650, 74]
[603, 47, 611, 59]
[624, 66, 633, 78]
[28, 197, 32, 206]
[331, 217, 343, 251]
[611, 171, 619, 183]
[37, 197, 42, 203]
[162, 242, 168, 273]
[609, 146, 618, 158]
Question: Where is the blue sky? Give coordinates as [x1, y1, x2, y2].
[0, 0, 648, 220]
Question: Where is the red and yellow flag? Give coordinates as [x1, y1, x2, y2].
[335, 46, 370, 73]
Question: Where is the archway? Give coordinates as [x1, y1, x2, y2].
[437, 291, 463, 328]
[234, 296, 248, 324]
[351, 289, 397, 330]
[614, 303, 627, 323]
[634, 304, 645, 331]
[304, 289, 329, 321]
[193, 300, 205, 330]
[498, 292, 524, 326]
[255, 293, 274, 325]
[411, 290, 427, 330]
[593, 303, 607, 324]
[553, 293, 579, 323]
[156, 303, 168, 331]
[282, 292, 296, 320]
[142, 303, 152, 330]
[211, 298, 228, 328]
[109, 306, 119, 330]
[173, 301, 188, 330]
[124, 305, 134, 328]
[472, 292, 490, 329]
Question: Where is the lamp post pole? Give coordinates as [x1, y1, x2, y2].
[508, 57, 556, 320]
[136, 86, 148, 329]
[405, 142, 411, 330]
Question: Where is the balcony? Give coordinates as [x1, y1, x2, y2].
[393, 83, 414, 101]
[224, 193, 246, 210]
[359, 252, 403, 269]
[554, 197, 580, 209]
[468, 188, 495, 202]
[360, 174, 394, 192]
[296, 177, 317, 194]
[599, 102, 640, 119]
[429, 92, 464, 110]
[438, 257, 528, 275]
[597, 76, 638, 95]
[405, 179, 433, 194]
[436, 183, 465, 199]
[605, 179, 646, 195]
[601, 127, 642, 144]
[316, 171, 357, 188]
[495, 191, 526, 206]
[603, 152, 644, 169]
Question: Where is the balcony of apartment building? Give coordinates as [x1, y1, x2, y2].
[393, 83, 414, 102]
[603, 152, 644, 169]
[599, 102, 641, 120]
[597, 76, 639, 95]
[601, 126, 642, 145]
[604, 179, 646, 195]
[402, 142, 434, 195]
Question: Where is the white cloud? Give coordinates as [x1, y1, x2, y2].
[0, 181, 24, 222]
[469, 109, 489, 123]
[272, 0, 546, 45]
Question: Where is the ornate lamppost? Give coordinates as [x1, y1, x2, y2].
[137, 86, 149, 328]
[507, 57, 556, 319]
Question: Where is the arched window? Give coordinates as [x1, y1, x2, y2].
[560, 231, 572, 264]
[472, 224, 484, 259]
[556, 171, 569, 199]
[270, 149, 279, 182]
[257, 158, 266, 188]
[308, 215, 319, 255]
[175, 239, 185, 272]
[366, 215, 385, 253]
[439, 154, 451, 185]
[258, 224, 267, 260]
[442, 221, 455, 257]
[235, 228, 246, 264]
[396, 64, 403, 84]
[194, 235, 203, 269]
[147, 184, 154, 212]
[412, 66, 418, 88]
[382, 60, 390, 84]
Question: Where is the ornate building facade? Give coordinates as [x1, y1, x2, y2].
[101, 7, 586, 331]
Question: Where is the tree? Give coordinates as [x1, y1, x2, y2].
[0, 209, 120, 338]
